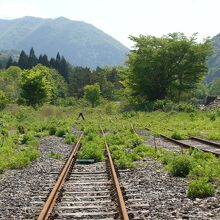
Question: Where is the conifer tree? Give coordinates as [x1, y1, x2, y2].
[55, 52, 61, 69]
[50, 58, 56, 68]
[42, 54, 49, 67]
[28, 48, 38, 68]
[59, 56, 69, 82]
[18, 50, 29, 69]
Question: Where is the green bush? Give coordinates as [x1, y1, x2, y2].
[167, 154, 192, 177]
[174, 102, 197, 112]
[187, 178, 215, 199]
[64, 133, 76, 144]
[154, 99, 173, 112]
[78, 142, 104, 162]
[55, 128, 66, 137]
[18, 134, 31, 144]
[171, 131, 184, 140]
[115, 156, 136, 169]
[49, 126, 56, 135]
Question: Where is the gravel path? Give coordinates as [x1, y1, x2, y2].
[0, 136, 73, 220]
[119, 158, 220, 220]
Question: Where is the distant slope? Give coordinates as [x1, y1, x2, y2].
[0, 50, 20, 68]
[0, 16, 129, 68]
[207, 34, 220, 82]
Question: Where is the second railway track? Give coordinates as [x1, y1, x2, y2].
[144, 127, 220, 156]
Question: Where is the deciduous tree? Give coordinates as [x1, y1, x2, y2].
[126, 33, 212, 102]
[84, 83, 100, 107]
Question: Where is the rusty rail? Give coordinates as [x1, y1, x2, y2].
[190, 136, 220, 148]
[145, 127, 220, 156]
[101, 127, 129, 220]
[37, 132, 83, 220]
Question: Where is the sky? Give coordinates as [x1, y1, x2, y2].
[0, 0, 219, 48]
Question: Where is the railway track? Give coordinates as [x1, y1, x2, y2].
[37, 130, 130, 220]
[145, 127, 220, 156]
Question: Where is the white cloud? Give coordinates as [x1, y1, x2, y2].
[0, 0, 45, 19]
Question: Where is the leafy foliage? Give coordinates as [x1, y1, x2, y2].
[84, 83, 101, 107]
[19, 65, 66, 107]
[167, 154, 192, 177]
[187, 178, 215, 199]
[126, 33, 212, 103]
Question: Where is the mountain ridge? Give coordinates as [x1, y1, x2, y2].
[0, 16, 129, 68]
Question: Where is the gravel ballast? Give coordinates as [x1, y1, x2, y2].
[1, 135, 220, 219]
[0, 136, 73, 219]
[119, 158, 220, 219]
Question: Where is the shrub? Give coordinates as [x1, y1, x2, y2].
[57, 97, 76, 107]
[18, 134, 31, 145]
[64, 133, 76, 144]
[154, 99, 173, 112]
[174, 102, 197, 112]
[167, 154, 192, 177]
[49, 126, 56, 135]
[187, 179, 215, 199]
[55, 128, 66, 137]
[78, 142, 104, 162]
[115, 156, 136, 169]
[171, 131, 184, 140]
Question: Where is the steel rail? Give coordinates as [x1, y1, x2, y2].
[101, 127, 129, 220]
[145, 127, 220, 156]
[190, 136, 220, 148]
[37, 132, 83, 220]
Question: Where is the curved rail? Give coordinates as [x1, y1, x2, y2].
[101, 127, 129, 220]
[37, 132, 83, 220]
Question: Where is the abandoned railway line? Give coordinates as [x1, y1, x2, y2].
[1, 125, 220, 219]
[35, 129, 147, 220]
[143, 127, 220, 156]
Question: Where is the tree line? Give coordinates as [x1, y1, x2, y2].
[1, 32, 218, 110]
[6, 48, 69, 82]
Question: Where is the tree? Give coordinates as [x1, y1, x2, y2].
[59, 56, 69, 82]
[55, 52, 61, 69]
[50, 58, 56, 68]
[18, 50, 29, 69]
[68, 66, 93, 97]
[20, 65, 55, 107]
[28, 48, 38, 68]
[126, 33, 212, 102]
[84, 83, 100, 107]
[42, 54, 49, 67]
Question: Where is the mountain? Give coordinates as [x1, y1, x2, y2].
[207, 34, 220, 83]
[0, 16, 129, 68]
